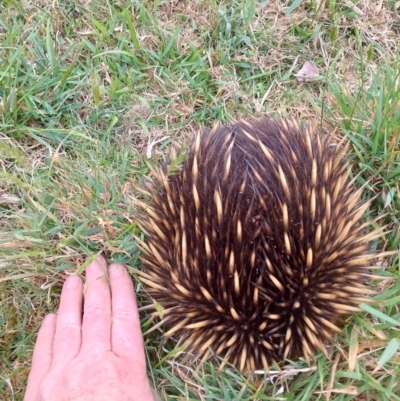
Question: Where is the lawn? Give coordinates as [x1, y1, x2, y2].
[0, 0, 399, 400]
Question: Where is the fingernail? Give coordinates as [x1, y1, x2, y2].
[86, 255, 107, 273]
[96, 253, 107, 266]
[110, 263, 125, 278]
[43, 314, 56, 325]
[65, 275, 82, 289]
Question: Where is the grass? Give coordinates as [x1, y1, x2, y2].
[0, 0, 399, 399]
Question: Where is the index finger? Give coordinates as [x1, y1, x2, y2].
[109, 263, 147, 368]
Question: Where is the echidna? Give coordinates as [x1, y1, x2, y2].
[135, 117, 383, 372]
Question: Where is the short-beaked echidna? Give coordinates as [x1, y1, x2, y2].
[135, 117, 383, 372]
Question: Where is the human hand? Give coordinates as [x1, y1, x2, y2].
[24, 255, 157, 401]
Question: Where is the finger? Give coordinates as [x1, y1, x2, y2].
[81, 255, 112, 352]
[25, 314, 56, 400]
[51, 275, 83, 366]
[110, 263, 146, 368]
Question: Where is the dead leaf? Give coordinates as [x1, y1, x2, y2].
[174, 102, 193, 115]
[4, 378, 14, 399]
[294, 61, 319, 82]
[326, 352, 340, 401]
[348, 325, 359, 372]
[316, 386, 358, 395]
[358, 340, 387, 352]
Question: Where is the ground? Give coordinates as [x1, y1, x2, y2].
[0, 0, 399, 400]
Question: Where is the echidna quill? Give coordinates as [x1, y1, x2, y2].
[135, 117, 384, 372]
